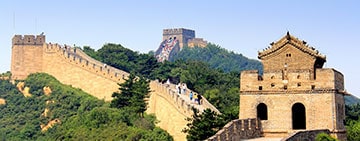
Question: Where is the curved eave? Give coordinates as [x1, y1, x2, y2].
[258, 35, 326, 61]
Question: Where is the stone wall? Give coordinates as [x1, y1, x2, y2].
[240, 68, 343, 92]
[163, 28, 195, 49]
[11, 35, 220, 141]
[147, 81, 192, 141]
[239, 93, 340, 137]
[239, 33, 346, 140]
[41, 43, 129, 101]
[147, 81, 221, 140]
[188, 38, 208, 48]
[281, 129, 330, 141]
[206, 118, 262, 141]
[240, 67, 347, 138]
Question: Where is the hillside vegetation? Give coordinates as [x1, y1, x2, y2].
[82, 43, 360, 140]
[171, 44, 262, 73]
[0, 73, 172, 140]
[82, 43, 261, 120]
[2, 41, 359, 140]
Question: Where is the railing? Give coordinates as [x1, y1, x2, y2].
[44, 44, 129, 82]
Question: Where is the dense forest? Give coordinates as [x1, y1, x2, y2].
[170, 44, 263, 73]
[0, 73, 172, 140]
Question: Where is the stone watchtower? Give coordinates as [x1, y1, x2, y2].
[11, 35, 46, 80]
[239, 32, 346, 140]
[163, 28, 195, 49]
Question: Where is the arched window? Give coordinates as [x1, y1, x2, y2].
[257, 103, 268, 120]
[292, 103, 306, 129]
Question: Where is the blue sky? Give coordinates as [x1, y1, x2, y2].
[1, 1, 359, 97]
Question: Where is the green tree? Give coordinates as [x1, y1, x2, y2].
[183, 108, 225, 141]
[345, 103, 360, 124]
[346, 121, 360, 141]
[111, 73, 150, 117]
[82, 46, 100, 60]
[171, 44, 262, 73]
[315, 133, 337, 141]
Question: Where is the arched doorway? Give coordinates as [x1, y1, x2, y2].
[292, 103, 306, 129]
[257, 103, 268, 120]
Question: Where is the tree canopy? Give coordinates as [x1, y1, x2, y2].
[82, 43, 255, 120]
[111, 73, 151, 117]
[170, 44, 262, 73]
[182, 108, 226, 141]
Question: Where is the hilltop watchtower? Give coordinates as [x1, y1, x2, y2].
[239, 32, 347, 140]
[163, 28, 195, 49]
[11, 35, 46, 80]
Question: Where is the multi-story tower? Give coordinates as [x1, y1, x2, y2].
[239, 32, 347, 140]
[11, 35, 46, 80]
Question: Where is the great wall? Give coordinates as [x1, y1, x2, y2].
[10, 34, 218, 141]
[155, 28, 207, 62]
[9, 31, 348, 140]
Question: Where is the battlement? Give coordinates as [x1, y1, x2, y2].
[159, 28, 205, 60]
[163, 28, 195, 36]
[12, 35, 45, 45]
[240, 33, 346, 140]
[11, 34, 219, 141]
[43, 43, 130, 84]
[240, 68, 344, 92]
[206, 118, 262, 141]
[188, 38, 208, 48]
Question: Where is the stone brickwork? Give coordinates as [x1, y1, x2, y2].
[147, 80, 221, 141]
[206, 118, 263, 141]
[162, 28, 207, 48]
[11, 40, 130, 101]
[11, 34, 220, 141]
[163, 28, 195, 49]
[239, 33, 347, 140]
[188, 38, 208, 48]
[11, 35, 45, 80]
[281, 129, 330, 141]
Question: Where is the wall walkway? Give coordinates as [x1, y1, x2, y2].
[13, 42, 220, 141]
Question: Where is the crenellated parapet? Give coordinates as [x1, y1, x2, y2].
[187, 38, 208, 48]
[240, 33, 347, 140]
[151, 81, 202, 117]
[240, 68, 345, 94]
[206, 118, 263, 141]
[163, 28, 195, 36]
[11, 34, 221, 141]
[162, 28, 196, 50]
[43, 43, 130, 83]
[12, 35, 45, 46]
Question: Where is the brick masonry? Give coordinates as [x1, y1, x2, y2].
[10, 34, 219, 141]
[239, 33, 347, 140]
